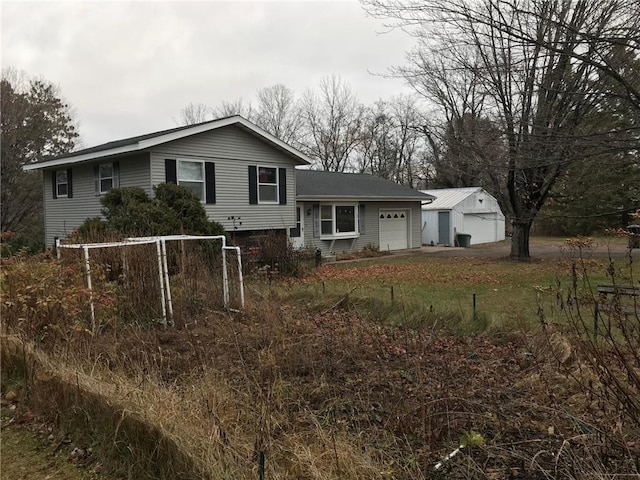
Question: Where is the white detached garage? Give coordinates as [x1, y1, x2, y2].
[420, 187, 506, 246]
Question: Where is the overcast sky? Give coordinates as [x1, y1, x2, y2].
[2, 0, 419, 149]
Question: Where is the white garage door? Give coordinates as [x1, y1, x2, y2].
[379, 210, 409, 250]
[463, 213, 497, 244]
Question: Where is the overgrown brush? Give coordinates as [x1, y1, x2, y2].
[1, 252, 100, 338]
[536, 235, 640, 474]
[242, 232, 315, 278]
[335, 243, 390, 261]
[1, 335, 227, 479]
[4, 237, 640, 478]
[0, 230, 45, 257]
[556, 236, 639, 425]
[1, 241, 236, 342]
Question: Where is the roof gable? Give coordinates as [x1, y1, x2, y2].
[24, 115, 311, 170]
[296, 170, 434, 201]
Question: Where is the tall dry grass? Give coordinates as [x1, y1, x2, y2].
[0, 330, 390, 479]
[2, 237, 640, 478]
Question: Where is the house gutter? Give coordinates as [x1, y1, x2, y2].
[296, 195, 434, 202]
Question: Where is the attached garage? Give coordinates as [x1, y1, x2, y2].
[421, 187, 506, 246]
[296, 170, 433, 255]
[379, 209, 409, 251]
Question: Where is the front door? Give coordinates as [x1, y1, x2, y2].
[290, 206, 305, 249]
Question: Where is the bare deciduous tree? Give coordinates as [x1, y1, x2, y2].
[364, 0, 640, 259]
[356, 96, 428, 187]
[254, 84, 301, 145]
[402, 46, 508, 191]
[300, 75, 365, 172]
[212, 98, 253, 119]
[176, 102, 212, 125]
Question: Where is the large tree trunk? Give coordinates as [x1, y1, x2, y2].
[510, 221, 532, 260]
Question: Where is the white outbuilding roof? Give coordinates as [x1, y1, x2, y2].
[420, 187, 483, 210]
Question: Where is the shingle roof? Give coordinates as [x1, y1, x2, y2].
[296, 170, 434, 201]
[420, 187, 482, 210]
[24, 115, 311, 170]
[47, 120, 222, 161]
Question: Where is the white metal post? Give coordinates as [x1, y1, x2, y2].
[83, 246, 96, 333]
[122, 244, 128, 282]
[155, 240, 168, 327]
[222, 246, 229, 307]
[235, 247, 245, 308]
[161, 239, 174, 326]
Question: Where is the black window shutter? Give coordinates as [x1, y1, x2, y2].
[51, 171, 57, 199]
[278, 168, 287, 205]
[248, 165, 258, 204]
[93, 164, 100, 195]
[312, 204, 320, 237]
[113, 161, 120, 188]
[205, 162, 216, 204]
[67, 168, 73, 198]
[165, 159, 177, 184]
[358, 204, 365, 234]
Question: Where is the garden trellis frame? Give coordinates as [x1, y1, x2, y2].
[56, 234, 244, 332]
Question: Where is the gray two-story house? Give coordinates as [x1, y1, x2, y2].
[25, 116, 311, 247]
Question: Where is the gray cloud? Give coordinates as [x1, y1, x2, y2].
[2, 1, 417, 147]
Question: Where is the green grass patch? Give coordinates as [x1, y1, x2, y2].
[0, 420, 105, 480]
[265, 253, 630, 334]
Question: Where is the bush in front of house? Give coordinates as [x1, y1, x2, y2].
[75, 183, 226, 240]
[153, 183, 224, 236]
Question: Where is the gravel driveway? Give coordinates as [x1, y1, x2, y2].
[419, 238, 639, 259]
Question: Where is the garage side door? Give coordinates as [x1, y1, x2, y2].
[379, 210, 409, 251]
[438, 211, 451, 245]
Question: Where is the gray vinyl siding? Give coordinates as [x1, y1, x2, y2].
[299, 201, 422, 255]
[43, 153, 150, 246]
[408, 202, 424, 248]
[149, 125, 296, 232]
[118, 153, 153, 192]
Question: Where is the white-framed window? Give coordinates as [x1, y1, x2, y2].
[55, 170, 69, 198]
[320, 203, 358, 238]
[178, 160, 205, 201]
[94, 162, 119, 195]
[99, 163, 115, 193]
[258, 166, 278, 203]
